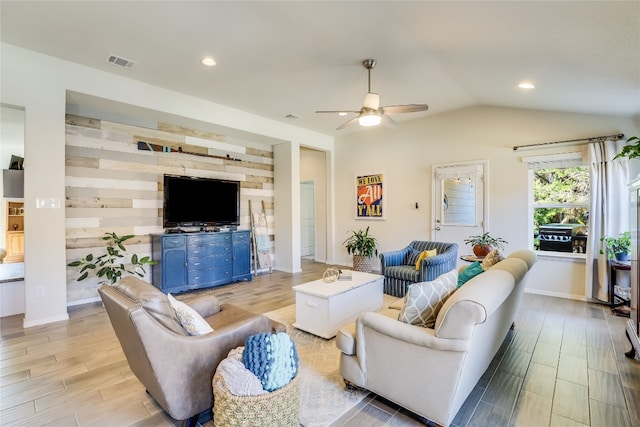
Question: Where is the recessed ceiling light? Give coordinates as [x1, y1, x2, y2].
[518, 82, 535, 89]
[338, 112, 348, 116]
[201, 57, 216, 66]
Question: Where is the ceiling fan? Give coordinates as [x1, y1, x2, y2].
[316, 59, 429, 130]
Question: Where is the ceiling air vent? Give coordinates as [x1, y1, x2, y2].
[106, 54, 137, 69]
[285, 114, 301, 120]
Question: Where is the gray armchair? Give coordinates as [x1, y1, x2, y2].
[379, 240, 458, 297]
[98, 277, 283, 426]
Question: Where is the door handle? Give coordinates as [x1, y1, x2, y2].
[435, 226, 441, 231]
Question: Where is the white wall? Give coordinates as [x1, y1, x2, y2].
[0, 43, 333, 326]
[334, 106, 639, 299]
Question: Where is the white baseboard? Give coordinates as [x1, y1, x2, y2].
[23, 313, 69, 328]
[524, 288, 588, 302]
[67, 296, 101, 307]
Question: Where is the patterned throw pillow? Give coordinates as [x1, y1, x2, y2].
[481, 249, 504, 270]
[167, 293, 214, 335]
[398, 269, 458, 328]
[457, 261, 484, 288]
[415, 249, 438, 270]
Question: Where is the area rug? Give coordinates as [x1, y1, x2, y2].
[262, 304, 369, 427]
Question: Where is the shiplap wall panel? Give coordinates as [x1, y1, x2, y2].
[65, 114, 275, 303]
[157, 122, 225, 141]
[186, 136, 246, 154]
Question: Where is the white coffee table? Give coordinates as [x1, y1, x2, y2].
[293, 271, 384, 339]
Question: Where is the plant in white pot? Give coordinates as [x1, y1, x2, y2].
[343, 226, 378, 272]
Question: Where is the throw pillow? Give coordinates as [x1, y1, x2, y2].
[415, 249, 438, 270]
[405, 249, 422, 266]
[243, 332, 299, 392]
[482, 249, 504, 270]
[215, 356, 267, 397]
[457, 261, 484, 288]
[167, 293, 214, 336]
[398, 269, 458, 328]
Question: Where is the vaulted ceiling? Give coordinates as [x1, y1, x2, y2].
[2, 1, 639, 136]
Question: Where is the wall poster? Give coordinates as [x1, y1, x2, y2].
[356, 173, 384, 219]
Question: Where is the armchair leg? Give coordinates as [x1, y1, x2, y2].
[344, 379, 363, 391]
[182, 414, 199, 427]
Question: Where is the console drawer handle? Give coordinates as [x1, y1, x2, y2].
[305, 301, 318, 308]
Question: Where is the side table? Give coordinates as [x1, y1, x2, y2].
[609, 259, 631, 317]
[460, 255, 485, 263]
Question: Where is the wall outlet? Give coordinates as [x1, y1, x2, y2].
[35, 286, 45, 298]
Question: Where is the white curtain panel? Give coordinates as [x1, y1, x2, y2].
[585, 139, 629, 301]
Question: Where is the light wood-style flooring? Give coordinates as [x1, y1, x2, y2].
[1, 260, 639, 427]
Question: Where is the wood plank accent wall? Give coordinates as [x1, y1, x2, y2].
[65, 114, 274, 304]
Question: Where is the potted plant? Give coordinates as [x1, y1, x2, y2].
[614, 136, 640, 160]
[600, 231, 631, 261]
[343, 226, 378, 272]
[67, 232, 157, 284]
[464, 232, 508, 257]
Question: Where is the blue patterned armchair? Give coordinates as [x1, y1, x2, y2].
[379, 241, 458, 297]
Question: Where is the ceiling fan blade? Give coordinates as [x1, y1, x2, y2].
[381, 114, 398, 129]
[316, 110, 360, 114]
[380, 104, 429, 115]
[336, 115, 360, 130]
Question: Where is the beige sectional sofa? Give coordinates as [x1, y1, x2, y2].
[336, 250, 537, 427]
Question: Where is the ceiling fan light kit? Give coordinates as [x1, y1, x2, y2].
[358, 111, 382, 126]
[316, 58, 429, 130]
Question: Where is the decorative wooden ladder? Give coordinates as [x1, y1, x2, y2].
[249, 200, 272, 274]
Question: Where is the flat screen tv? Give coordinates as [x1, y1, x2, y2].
[163, 174, 240, 228]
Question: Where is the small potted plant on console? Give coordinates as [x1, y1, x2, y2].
[464, 232, 508, 257]
[600, 231, 631, 262]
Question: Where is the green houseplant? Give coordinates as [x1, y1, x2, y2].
[67, 232, 157, 284]
[343, 226, 378, 272]
[614, 136, 640, 160]
[600, 231, 631, 261]
[464, 232, 508, 257]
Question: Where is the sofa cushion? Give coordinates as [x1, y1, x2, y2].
[113, 276, 185, 335]
[482, 249, 504, 270]
[458, 261, 484, 288]
[398, 269, 458, 328]
[336, 308, 401, 356]
[384, 265, 421, 283]
[168, 293, 214, 336]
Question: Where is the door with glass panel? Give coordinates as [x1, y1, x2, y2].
[432, 162, 486, 258]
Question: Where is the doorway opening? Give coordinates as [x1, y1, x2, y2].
[300, 181, 315, 260]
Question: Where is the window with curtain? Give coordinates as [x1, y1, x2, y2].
[524, 152, 589, 255]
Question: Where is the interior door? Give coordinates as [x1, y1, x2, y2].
[432, 162, 486, 257]
[300, 181, 315, 259]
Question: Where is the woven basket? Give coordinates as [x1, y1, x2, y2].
[213, 373, 300, 426]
